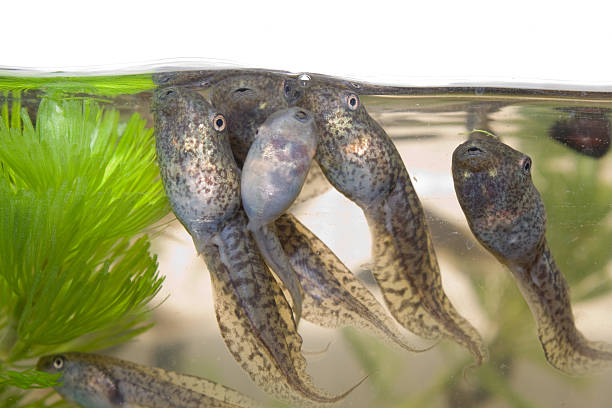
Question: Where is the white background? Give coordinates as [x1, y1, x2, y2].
[3, 0, 612, 86]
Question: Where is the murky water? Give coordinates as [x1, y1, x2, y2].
[1, 69, 611, 408]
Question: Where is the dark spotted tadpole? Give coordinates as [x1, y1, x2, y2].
[211, 72, 432, 352]
[285, 80, 487, 365]
[210, 72, 294, 166]
[37, 352, 260, 408]
[210, 72, 331, 203]
[549, 107, 611, 158]
[211, 73, 317, 324]
[275, 213, 435, 353]
[153, 86, 360, 404]
[242, 107, 319, 324]
[153, 86, 241, 250]
[452, 133, 612, 375]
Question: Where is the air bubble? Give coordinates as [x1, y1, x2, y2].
[298, 73, 311, 87]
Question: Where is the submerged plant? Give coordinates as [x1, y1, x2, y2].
[0, 75, 154, 96]
[0, 91, 169, 406]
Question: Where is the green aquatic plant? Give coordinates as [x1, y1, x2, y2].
[0, 368, 60, 390]
[0, 91, 169, 406]
[0, 74, 154, 97]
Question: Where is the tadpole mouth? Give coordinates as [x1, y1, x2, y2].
[230, 87, 257, 100]
[458, 138, 490, 157]
[159, 88, 176, 98]
[452, 141, 492, 172]
[152, 87, 179, 113]
[466, 145, 485, 155]
[294, 109, 310, 122]
[153, 72, 172, 84]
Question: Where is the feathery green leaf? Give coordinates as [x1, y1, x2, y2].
[0, 89, 169, 405]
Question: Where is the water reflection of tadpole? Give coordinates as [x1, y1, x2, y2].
[465, 102, 507, 135]
[549, 107, 611, 158]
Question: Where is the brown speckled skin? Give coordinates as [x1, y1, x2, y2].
[211, 73, 330, 202]
[152, 69, 425, 97]
[37, 352, 257, 408]
[452, 134, 612, 375]
[210, 72, 293, 166]
[212, 78, 314, 326]
[289, 85, 401, 206]
[153, 86, 240, 251]
[286, 81, 487, 365]
[211, 73, 432, 352]
[153, 87, 354, 405]
[276, 213, 433, 352]
[250, 223, 305, 325]
[204, 212, 363, 406]
[240, 107, 320, 325]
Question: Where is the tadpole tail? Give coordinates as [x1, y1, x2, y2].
[251, 223, 304, 324]
[200, 211, 363, 406]
[510, 240, 612, 376]
[275, 213, 437, 353]
[364, 170, 488, 365]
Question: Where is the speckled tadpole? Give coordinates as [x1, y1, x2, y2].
[242, 107, 318, 231]
[452, 133, 612, 375]
[241, 107, 320, 324]
[153, 86, 359, 404]
[286, 80, 487, 365]
[37, 352, 260, 408]
[212, 73, 431, 352]
[276, 213, 435, 352]
[210, 72, 331, 202]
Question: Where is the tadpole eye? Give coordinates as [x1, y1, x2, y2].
[345, 93, 359, 111]
[521, 157, 532, 173]
[53, 356, 65, 370]
[213, 114, 226, 131]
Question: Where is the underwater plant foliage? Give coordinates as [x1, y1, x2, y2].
[0, 91, 169, 406]
[0, 74, 155, 97]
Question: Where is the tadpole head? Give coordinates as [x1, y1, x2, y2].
[152, 86, 213, 127]
[151, 86, 188, 117]
[152, 70, 219, 88]
[211, 73, 288, 111]
[37, 354, 66, 374]
[452, 135, 532, 212]
[257, 107, 317, 150]
[452, 135, 546, 262]
[283, 78, 305, 105]
[37, 353, 125, 407]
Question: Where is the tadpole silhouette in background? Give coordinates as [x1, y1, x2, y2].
[549, 107, 611, 158]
